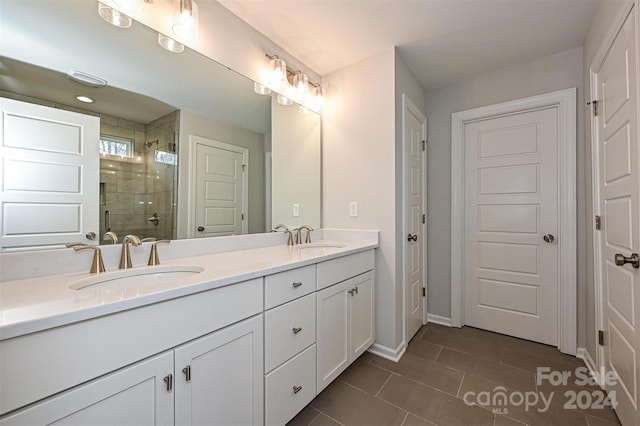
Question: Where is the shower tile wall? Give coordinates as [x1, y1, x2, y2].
[99, 111, 178, 244]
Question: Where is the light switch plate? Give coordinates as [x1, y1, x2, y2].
[349, 201, 358, 217]
[293, 203, 300, 217]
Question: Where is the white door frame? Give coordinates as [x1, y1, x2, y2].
[187, 135, 249, 238]
[402, 93, 428, 346]
[590, 1, 637, 374]
[450, 88, 577, 355]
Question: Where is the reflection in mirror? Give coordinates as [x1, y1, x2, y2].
[0, 0, 321, 252]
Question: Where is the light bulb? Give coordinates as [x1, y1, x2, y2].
[269, 57, 287, 89]
[173, 0, 199, 40]
[292, 71, 308, 100]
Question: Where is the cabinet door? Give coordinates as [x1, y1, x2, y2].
[349, 271, 375, 360]
[174, 314, 264, 426]
[0, 352, 173, 426]
[316, 279, 350, 393]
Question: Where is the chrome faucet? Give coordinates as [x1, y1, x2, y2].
[67, 243, 105, 274]
[119, 234, 142, 269]
[271, 224, 294, 246]
[103, 231, 118, 244]
[296, 225, 314, 244]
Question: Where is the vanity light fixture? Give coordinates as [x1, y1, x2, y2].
[158, 33, 185, 53]
[263, 53, 324, 110]
[97, 2, 132, 28]
[172, 0, 199, 40]
[292, 71, 308, 99]
[268, 55, 288, 90]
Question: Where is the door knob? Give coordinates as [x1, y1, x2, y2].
[86, 231, 96, 240]
[407, 234, 418, 242]
[543, 234, 555, 243]
[615, 253, 640, 269]
[197, 226, 205, 232]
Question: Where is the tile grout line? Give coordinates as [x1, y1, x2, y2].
[374, 372, 396, 398]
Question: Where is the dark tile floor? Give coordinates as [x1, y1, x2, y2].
[288, 323, 621, 426]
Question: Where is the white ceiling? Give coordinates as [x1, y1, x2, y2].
[217, 0, 602, 90]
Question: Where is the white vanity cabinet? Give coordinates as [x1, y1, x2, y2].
[174, 314, 264, 426]
[0, 351, 175, 426]
[0, 315, 264, 426]
[263, 265, 317, 426]
[316, 251, 375, 393]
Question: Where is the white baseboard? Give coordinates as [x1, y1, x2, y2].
[368, 341, 406, 362]
[427, 313, 452, 327]
[576, 347, 603, 387]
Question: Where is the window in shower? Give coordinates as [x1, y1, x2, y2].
[99, 134, 133, 158]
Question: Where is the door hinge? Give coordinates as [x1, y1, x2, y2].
[595, 215, 601, 230]
[242, 164, 246, 171]
[422, 287, 426, 297]
[589, 100, 599, 117]
[422, 140, 426, 151]
[598, 330, 604, 346]
[241, 213, 245, 220]
[422, 214, 426, 224]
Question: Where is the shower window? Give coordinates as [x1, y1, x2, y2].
[99, 135, 134, 158]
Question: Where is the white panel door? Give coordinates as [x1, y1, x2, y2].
[0, 352, 173, 426]
[594, 9, 639, 425]
[404, 96, 426, 343]
[0, 97, 99, 251]
[193, 136, 246, 238]
[174, 315, 263, 426]
[464, 107, 559, 345]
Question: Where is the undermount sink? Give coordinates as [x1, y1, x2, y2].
[298, 242, 346, 249]
[69, 265, 205, 291]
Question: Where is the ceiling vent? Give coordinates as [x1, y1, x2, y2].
[67, 70, 108, 87]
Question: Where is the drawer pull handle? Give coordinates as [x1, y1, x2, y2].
[164, 374, 173, 391]
[292, 282, 303, 288]
[182, 365, 191, 382]
[293, 385, 303, 394]
[292, 327, 302, 334]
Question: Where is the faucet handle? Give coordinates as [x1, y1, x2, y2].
[141, 237, 156, 243]
[71, 245, 105, 274]
[148, 240, 171, 266]
[103, 231, 118, 244]
[123, 234, 142, 246]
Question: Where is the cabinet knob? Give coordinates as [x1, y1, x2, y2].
[293, 385, 302, 394]
[292, 327, 302, 334]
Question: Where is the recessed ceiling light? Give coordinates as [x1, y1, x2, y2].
[75, 95, 95, 103]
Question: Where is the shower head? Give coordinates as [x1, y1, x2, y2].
[145, 139, 159, 149]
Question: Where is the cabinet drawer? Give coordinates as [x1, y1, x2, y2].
[264, 264, 316, 309]
[264, 293, 316, 372]
[265, 344, 316, 426]
[317, 250, 374, 290]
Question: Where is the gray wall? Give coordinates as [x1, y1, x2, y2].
[424, 47, 585, 343]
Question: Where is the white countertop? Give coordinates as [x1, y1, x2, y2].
[0, 240, 377, 340]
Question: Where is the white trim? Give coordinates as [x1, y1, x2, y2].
[188, 136, 249, 238]
[368, 341, 406, 362]
[450, 88, 577, 355]
[401, 93, 428, 347]
[577, 347, 607, 388]
[427, 313, 452, 327]
[265, 151, 272, 231]
[589, 1, 636, 377]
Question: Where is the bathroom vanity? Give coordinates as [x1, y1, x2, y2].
[0, 233, 376, 425]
